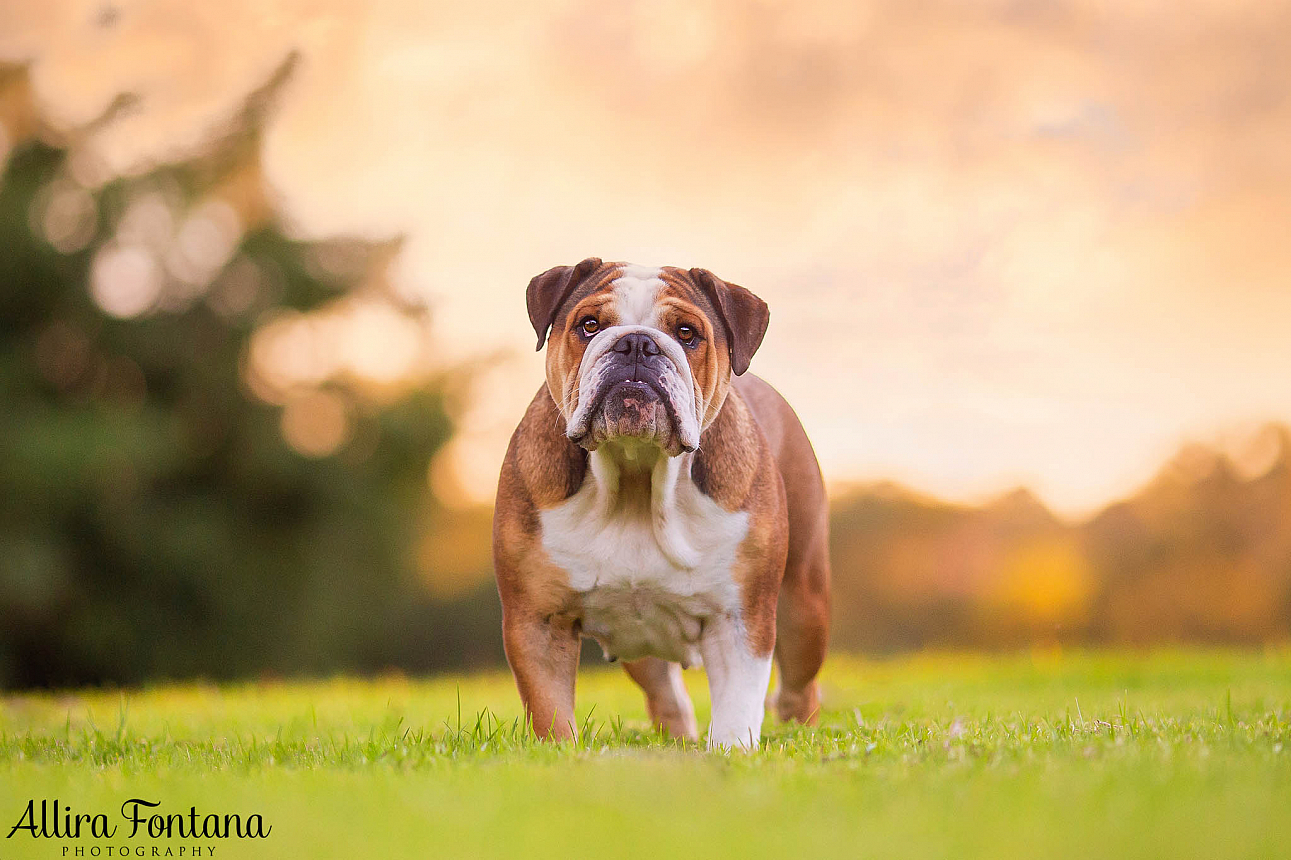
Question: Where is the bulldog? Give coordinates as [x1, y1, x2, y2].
[493, 259, 830, 749]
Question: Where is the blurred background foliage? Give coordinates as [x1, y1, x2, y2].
[0, 65, 502, 688]
[831, 430, 1291, 653]
[1, 54, 1289, 691]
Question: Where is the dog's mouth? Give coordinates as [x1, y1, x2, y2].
[568, 366, 692, 455]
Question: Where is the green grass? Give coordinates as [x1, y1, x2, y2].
[1, 650, 1289, 859]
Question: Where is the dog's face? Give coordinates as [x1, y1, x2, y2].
[527, 259, 770, 457]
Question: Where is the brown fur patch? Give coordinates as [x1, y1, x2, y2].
[688, 385, 788, 657]
[493, 386, 587, 621]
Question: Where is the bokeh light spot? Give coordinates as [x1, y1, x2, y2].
[36, 179, 98, 254]
[207, 255, 264, 318]
[90, 244, 163, 318]
[248, 312, 336, 398]
[116, 191, 176, 250]
[280, 390, 350, 458]
[341, 302, 423, 383]
[168, 199, 242, 287]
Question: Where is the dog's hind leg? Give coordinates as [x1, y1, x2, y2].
[623, 657, 699, 741]
[770, 525, 830, 725]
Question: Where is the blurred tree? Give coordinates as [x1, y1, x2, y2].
[1085, 432, 1291, 645]
[829, 433, 1291, 653]
[0, 66, 503, 688]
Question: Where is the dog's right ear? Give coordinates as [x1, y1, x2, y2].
[527, 257, 604, 351]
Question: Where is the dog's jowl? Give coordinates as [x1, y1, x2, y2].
[493, 260, 830, 749]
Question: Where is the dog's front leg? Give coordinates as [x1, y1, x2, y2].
[699, 614, 774, 750]
[502, 612, 581, 742]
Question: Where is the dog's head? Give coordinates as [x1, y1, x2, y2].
[528, 259, 769, 457]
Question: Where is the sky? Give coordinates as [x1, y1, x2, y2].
[2, 0, 1290, 517]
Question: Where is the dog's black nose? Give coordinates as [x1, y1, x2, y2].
[612, 332, 661, 361]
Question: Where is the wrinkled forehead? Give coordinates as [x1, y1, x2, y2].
[558, 263, 716, 328]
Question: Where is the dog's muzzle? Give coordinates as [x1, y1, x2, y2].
[565, 328, 700, 454]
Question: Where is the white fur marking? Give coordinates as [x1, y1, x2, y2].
[539, 449, 750, 667]
[611, 265, 663, 326]
[701, 615, 774, 750]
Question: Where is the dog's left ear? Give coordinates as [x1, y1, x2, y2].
[527, 257, 604, 350]
[689, 268, 770, 376]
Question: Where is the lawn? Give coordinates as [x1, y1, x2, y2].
[1, 650, 1289, 860]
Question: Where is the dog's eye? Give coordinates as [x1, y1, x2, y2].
[677, 324, 698, 346]
[579, 317, 599, 337]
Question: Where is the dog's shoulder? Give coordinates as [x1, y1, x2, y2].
[493, 386, 589, 612]
[498, 385, 588, 515]
[691, 379, 775, 512]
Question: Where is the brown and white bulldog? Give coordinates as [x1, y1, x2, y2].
[493, 259, 830, 749]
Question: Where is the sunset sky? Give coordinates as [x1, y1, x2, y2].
[3, 0, 1289, 517]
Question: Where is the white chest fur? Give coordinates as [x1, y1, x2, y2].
[538, 448, 750, 666]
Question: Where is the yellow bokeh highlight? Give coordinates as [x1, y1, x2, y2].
[989, 538, 1095, 625]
